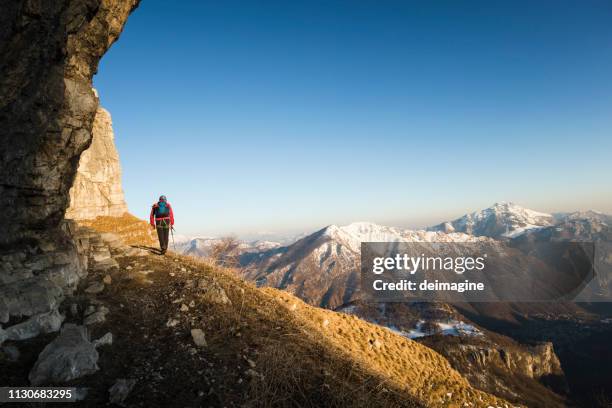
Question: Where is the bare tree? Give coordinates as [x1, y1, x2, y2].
[210, 236, 242, 268]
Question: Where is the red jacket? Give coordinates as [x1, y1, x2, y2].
[150, 202, 174, 226]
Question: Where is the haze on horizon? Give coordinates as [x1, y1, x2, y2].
[94, 0, 612, 237]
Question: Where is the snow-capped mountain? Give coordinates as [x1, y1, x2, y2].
[518, 210, 611, 242]
[240, 222, 490, 309]
[175, 237, 281, 259]
[238, 204, 611, 310]
[428, 202, 554, 238]
[178, 204, 611, 310]
[554, 210, 612, 224]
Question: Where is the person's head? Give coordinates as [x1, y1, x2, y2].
[159, 195, 167, 202]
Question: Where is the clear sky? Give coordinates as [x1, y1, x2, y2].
[94, 0, 612, 238]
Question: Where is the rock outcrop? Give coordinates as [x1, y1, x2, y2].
[420, 335, 568, 406]
[66, 103, 128, 220]
[0, 0, 138, 333]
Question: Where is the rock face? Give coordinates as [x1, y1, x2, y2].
[0, 0, 138, 330]
[0, 0, 138, 246]
[420, 336, 568, 406]
[66, 104, 128, 220]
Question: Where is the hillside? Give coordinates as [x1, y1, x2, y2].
[1, 217, 511, 407]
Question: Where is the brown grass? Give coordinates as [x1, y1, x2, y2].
[174, 254, 512, 408]
[77, 213, 157, 246]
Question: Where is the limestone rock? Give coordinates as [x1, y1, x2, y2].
[0, 310, 64, 344]
[0, 279, 65, 324]
[29, 324, 99, 385]
[191, 329, 207, 347]
[166, 319, 179, 328]
[85, 282, 105, 294]
[84, 305, 109, 326]
[93, 332, 113, 348]
[108, 378, 137, 406]
[245, 368, 262, 379]
[197, 278, 232, 305]
[65, 106, 128, 220]
[84, 305, 97, 316]
[84, 311, 106, 326]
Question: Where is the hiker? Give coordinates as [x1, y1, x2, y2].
[150, 195, 174, 254]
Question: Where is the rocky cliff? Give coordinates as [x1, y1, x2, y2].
[66, 103, 128, 220]
[420, 336, 567, 406]
[0, 0, 138, 333]
[0, 0, 138, 246]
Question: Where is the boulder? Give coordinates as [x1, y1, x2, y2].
[0, 309, 64, 344]
[29, 324, 99, 385]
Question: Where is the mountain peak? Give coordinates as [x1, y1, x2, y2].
[429, 203, 553, 238]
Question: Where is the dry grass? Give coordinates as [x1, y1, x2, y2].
[173, 254, 512, 408]
[77, 213, 157, 246]
[264, 289, 511, 408]
[166, 255, 423, 407]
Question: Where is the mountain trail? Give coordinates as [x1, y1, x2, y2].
[2, 218, 513, 407]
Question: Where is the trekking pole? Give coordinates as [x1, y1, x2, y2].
[170, 225, 176, 251]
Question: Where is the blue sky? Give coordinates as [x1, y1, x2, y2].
[94, 0, 612, 237]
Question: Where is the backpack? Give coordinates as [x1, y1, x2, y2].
[156, 201, 170, 217]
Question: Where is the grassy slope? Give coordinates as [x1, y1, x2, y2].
[77, 213, 158, 246]
[75, 216, 513, 407]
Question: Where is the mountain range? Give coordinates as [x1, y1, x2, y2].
[170, 202, 612, 405]
[175, 202, 610, 308]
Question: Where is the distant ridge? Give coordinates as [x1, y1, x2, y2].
[428, 202, 553, 238]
